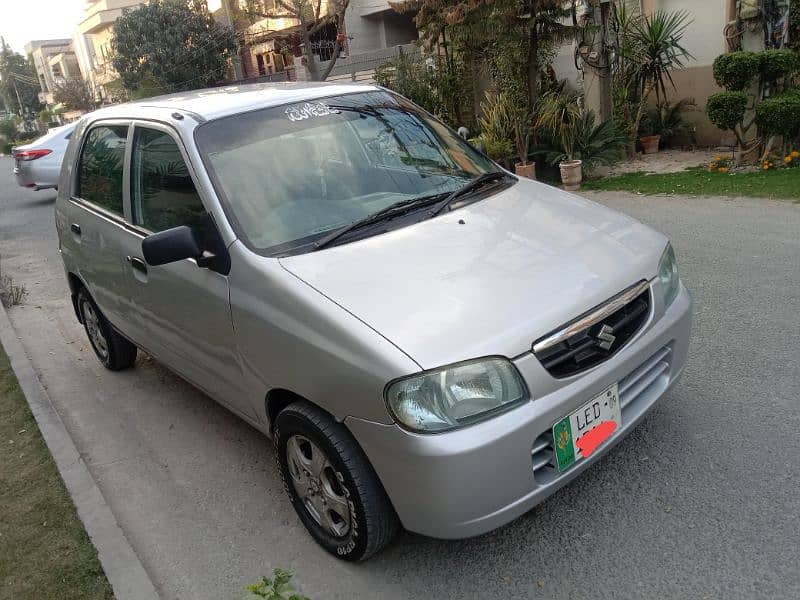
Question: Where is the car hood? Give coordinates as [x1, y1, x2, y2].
[279, 179, 667, 369]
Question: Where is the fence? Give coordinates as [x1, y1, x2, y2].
[319, 44, 421, 84]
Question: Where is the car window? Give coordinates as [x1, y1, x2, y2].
[130, 127, 207, 235]
[196, 91, 497, 254]
[77, 125, 128, 214]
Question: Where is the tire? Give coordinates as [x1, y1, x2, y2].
[77, 288, 137, 371]
[274, 401, 399, 561]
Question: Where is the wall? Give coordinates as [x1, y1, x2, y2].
[344, 2, 417, 55]
[550, 0, 751, 147]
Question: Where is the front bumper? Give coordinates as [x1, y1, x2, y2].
[346, 283, 692, 539]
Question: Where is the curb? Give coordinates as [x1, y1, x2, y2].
[0, 302, 160, 600]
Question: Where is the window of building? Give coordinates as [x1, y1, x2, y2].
[77, 125, 128, 215]
[130, 127, 208, 235]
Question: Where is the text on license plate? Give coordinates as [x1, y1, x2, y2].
[552, 383, 621, 471]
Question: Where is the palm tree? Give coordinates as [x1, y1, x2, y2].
[614, 8, 693, 153]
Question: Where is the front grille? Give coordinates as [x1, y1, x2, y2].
[533, 283, 651, 378]
[530, 345, 672, 484]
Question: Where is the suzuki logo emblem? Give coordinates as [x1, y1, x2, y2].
[595, 324, 616, 351]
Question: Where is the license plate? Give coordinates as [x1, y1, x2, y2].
[552, 383, 621, 472]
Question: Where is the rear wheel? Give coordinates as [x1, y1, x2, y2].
[77, 289, 137, 371]
[274, 401, 399, 561]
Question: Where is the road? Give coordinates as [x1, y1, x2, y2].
[1, 155, 799, 599]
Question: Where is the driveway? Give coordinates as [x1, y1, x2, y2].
[1, 155, 799, 599]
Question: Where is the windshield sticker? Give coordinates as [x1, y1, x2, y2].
[285, 101, 340, 122]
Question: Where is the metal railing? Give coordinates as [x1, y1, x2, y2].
[319, 44, 420, 83]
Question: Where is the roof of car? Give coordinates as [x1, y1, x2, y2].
[87, 82, 381, 123]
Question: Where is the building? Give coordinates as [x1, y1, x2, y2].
[25, 39, 79, 107]
[344, 0, 417, 56]
[76, 0, 147, 102]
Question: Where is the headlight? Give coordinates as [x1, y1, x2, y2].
[385, 357, 528, 433]
[658, 242, 680, 308]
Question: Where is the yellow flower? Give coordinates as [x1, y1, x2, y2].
[785, 155, 793, 163]
[716, 154, 722, 160]
[763, 164, 770, 170]
[792, 150, 800, 158]
[718, 167, 729, 173]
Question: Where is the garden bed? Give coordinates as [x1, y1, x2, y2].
[584, 167, 800, 199]
[0, 344, 113, 599]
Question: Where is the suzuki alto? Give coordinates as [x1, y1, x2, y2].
[55, 82, 691, 561]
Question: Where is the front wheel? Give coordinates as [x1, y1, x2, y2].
[274, 401, 399, 561]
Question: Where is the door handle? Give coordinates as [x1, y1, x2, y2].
[126, 256, 148, 274]
[70, 223, 81, 235]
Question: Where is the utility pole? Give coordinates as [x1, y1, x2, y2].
[12, 76, 24, 117]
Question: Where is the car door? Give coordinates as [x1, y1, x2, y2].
[66, 121, 140, 339]
[121, 122, 250, 418]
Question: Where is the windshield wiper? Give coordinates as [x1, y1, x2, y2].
[313, 193, 448, 250]
[429, 171, 512, 217]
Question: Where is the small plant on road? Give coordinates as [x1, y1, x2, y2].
[0, 256, 27, 307]
[243, 569, 310, 600]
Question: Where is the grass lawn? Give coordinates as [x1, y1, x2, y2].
[0, 343, 113, 600]
[584, 167, 800, 199]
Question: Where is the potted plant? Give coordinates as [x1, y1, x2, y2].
[647, 97, 696, 149]
[637, 116, 660, 154]
[512, 107, 536, 179]
[537, 92, 583, 190]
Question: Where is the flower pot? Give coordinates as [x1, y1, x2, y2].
[515, 161, 536, 180]
[559, 159, 583, 191]
[640, 134, 661, 154]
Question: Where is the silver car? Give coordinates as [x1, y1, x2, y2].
[13, 122, 76, 190]
[55, 83, 691, 561]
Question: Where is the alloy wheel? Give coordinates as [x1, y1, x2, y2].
[82, 301, 108, 360]
[285, 434, 351, 538]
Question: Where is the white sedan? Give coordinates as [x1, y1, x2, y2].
[13, 123, 76, 191]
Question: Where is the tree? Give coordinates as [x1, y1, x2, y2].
[111, 0, 236, 94]
[0, 41, 41, 118]
[53, 78, 96, 112]
[243, 0, 350, 81]
[390, 0, 574, 111]
[612, 6, 693, 154]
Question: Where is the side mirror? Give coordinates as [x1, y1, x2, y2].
[457, 126, 470, 140]
[142, 226, 201, 266]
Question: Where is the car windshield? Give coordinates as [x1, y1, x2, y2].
[195, 90, 499, 254]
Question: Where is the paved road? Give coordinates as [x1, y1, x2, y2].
[1, 155, 799, 599]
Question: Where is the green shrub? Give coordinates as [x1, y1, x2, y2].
[374, 53, 469, 127]
[766, 48, 799, 77]
[476, 91, 517, 162]
[243, 569, 310, 600]
[645, 97, 697, 146]
[758, 49, 800, 83]
[0, 118, 18, 141]
[706, 91, 748, 132]
[755, 91, 800, 137]
[713, 51, 760, 91]
[534, 109, 627, 170]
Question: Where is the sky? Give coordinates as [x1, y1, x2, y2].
[0, 0, 86, 54]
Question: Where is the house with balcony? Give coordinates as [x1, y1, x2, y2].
[25, 39, 77, 107]
[76, 0, 147, 102]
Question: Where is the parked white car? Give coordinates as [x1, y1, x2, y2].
[55, 83, 692, 561]
[13, 123, 76, 191]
